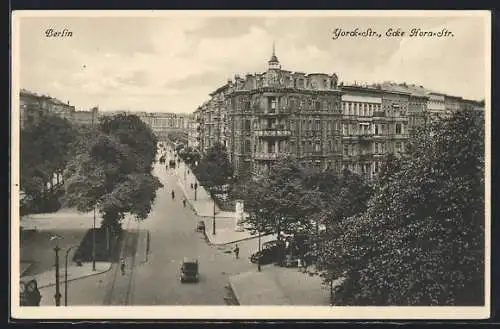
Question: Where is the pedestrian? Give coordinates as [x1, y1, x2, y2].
[233, 244, 240, 259]
[190, 183, 193, 189]
[171, 190, 175, 200]
[120, 258, 126, 276]
[183, 198, 187, 207]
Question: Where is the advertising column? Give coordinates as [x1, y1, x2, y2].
[235, 200, 245, 232]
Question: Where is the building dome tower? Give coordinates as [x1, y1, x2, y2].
[268, 42, 281, 70]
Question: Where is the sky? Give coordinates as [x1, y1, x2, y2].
[16, 11, 489, 114]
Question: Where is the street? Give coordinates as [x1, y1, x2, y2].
[123, 161, 263, 305]
[38, 151, 275, 306]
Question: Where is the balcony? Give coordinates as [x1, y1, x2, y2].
[358, 153, 373, 161]
[258, 108, 288, 116]
[254, 152, 290, 160]
[358, 133, 373, 141]
[255, 128, 291, 138]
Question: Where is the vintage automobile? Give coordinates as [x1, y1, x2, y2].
[196, 220, 205, 233]
[249, 240, 286, 265]
[180, 258, 199, 283]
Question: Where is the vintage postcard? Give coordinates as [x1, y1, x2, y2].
[11, 10, 491, 320]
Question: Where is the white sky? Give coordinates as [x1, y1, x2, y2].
[16, 12, 489, 114]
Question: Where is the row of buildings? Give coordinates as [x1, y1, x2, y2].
[19, 89, 192, 142]
[189, 47, 485, 180]
[20, 89, 99, 129]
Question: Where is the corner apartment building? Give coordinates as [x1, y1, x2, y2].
[197, 48, 343, 179]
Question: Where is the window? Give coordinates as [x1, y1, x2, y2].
[396, 123, 402, 134]
[328, 140, 333, 151]
[342, 123, 348, 135]
[343, 144, 349, 156]
[308, 120, 312, 130]
[301, 141, 306, 152]
[290, 141, 296, 153]
[315, 141, 321, 152]
[244, 140, 251, 153]
[395, 142, 402, 153]
[245, 119, 251, 130]
[315, 101, 321, 111]
[315, 120, 321, 130]
[270, 97, 277, 110]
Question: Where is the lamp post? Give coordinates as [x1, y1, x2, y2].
[50, 235, 62, 306]
[212, 197, 216, 235]
[64, 245, 78, 306]
[194, 182, 198, 201]
[92, 207, 96, 271]
[257, 209, 263, 272]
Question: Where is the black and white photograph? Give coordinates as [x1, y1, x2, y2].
[11, 10, 490, 320]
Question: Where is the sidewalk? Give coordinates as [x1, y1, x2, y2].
[172, 160, 259, 246]
[229, 266, 343, 306]
[21, 261, 112, 289]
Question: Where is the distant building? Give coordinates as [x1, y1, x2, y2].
[73, 106, 99, 127]
[19, 89, 76, 128]
[137, 112, 190, 141]
[187, 109, 201, 149]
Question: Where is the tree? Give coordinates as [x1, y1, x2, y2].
[238, 157, 324, 247]
[322, 109, 485, 306]
[62, 114, 163, 234]
[194, 142, 232, 189]
[20, 113, 78, 213]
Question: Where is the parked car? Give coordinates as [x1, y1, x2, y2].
[196, 220, 205, 232]
[249, 240, 286, 265]
[180, 258, 199, 283]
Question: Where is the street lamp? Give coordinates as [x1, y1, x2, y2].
[50, 234, 62, 306]
[64, 245, 79, 306]
[257, 209, 263, 272]
[92, 207, 96, 271]
[194, 182, 198, 201]
[212, 197, 216, 235]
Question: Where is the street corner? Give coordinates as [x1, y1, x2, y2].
[28, 261, 113, 289]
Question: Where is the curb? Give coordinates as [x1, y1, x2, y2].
[202, 228, 265, 247]
[36, 222, 132, 290]
[174, 170, 215, 217]
[36, 264, 113, 289]
[228, 277, 242, 306]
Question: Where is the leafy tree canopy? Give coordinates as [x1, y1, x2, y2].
[62, 114, 163, 233]
[318, 109, 485, 306]
[195, 143, 233, 188]
[21, 114, 78, 198]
